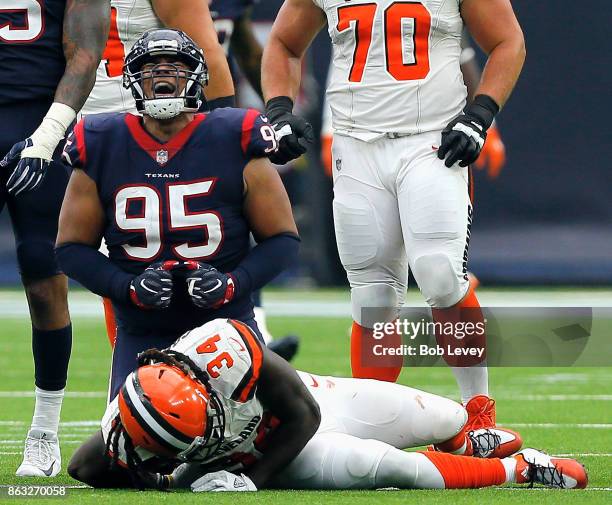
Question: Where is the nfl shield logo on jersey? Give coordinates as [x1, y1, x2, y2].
[156, 149, 169, 165]
[335, 158, 342, 171]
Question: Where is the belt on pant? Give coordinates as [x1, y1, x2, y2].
[384, 132, 413, 139]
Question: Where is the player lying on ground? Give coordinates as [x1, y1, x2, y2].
[56, 29, 298, 401]
[67, 319, 587, 491]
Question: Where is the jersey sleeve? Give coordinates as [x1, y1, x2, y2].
[61, 119, 87, 170]
[172, 319, 264, 403]
[239, 109, 278, 160]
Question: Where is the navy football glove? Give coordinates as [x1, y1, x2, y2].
[129, 262, 174, 309]
[265, 96, 314, 165]
[185, 262, 235, 309]
[1, 139, 50, 196]
[438, 95, 500, 168]
[1, 103, 75, 195]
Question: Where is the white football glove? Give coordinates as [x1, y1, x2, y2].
[191, 470, 257, 492]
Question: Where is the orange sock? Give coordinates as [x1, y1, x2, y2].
[102, 297, 118, 348]
[350, 322, 402, 382]
[434, 427, 470, 455]
[421, 451, 506, 488]
[432, 289, 486, 368]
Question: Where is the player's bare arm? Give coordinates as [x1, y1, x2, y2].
[438, 0, 525, 167]
[55, 0, 110, 110]
[56, 170, 105, 248]
[262, 0, 326, 102]
[461, 0, 526, 108]
[259, 0, 324, 164]
[243, 157, 298, 240]
[244, 346, 321, 487]
[152, 0, 235, 103]
[230, 9, 264, 100]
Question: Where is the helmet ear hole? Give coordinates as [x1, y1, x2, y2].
[169, 412, 181, 419]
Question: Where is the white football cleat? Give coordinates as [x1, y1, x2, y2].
[468, 427, 522, 458]
[514, 448, 588, 489]
[15, 429, 61, 477]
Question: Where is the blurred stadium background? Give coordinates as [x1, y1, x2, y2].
[0, 1, 609, 288]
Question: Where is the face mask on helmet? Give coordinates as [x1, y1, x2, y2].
[123, 29, 209, 120]
[118, 361, 225, 461]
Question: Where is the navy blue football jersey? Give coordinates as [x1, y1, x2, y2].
[63, 107, 277, 333]
[210, 0, 254, 54]
[0, 0, 66, 105]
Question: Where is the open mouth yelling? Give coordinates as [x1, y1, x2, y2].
[153, 80, 177, 97]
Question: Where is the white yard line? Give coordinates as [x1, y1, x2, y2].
[502, 423, 611, 429]
[0, 420, 99, 427]
[557, 453, 612, 457]
[0, 391, 106, 398]
[2, 289, 612, 318]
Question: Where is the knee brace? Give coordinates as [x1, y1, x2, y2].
[351, 283, 398, 326]
[412, 253, 464, 308]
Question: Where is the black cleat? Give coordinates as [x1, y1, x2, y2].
[267, 335, 300, 362]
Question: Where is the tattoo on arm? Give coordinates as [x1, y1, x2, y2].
[55, 0, 110, 110]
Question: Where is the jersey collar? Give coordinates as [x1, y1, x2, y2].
[125, 113, 206, 165]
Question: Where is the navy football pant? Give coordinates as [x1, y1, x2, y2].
[0, 98, 69, 279]
[108, 318, 264, 400]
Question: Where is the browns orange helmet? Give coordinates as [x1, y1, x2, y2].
[118, 350, 225, 462]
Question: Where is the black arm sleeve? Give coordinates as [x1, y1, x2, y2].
[230, 232, 300, 298]
[56, 242, 134, 303]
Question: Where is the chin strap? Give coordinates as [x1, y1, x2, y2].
[143, 98, 186, 120]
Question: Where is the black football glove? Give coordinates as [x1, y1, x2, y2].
[438, 95, 500, 168]
[0, 139, 50, 196]
[264, 96, 315, 165]
[129, 261, 174, 309]
[184, 262, 235, 309]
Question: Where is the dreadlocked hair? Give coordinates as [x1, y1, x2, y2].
[105, 414, 149, 490]
[137, 348, 214, 393]
[103, 347, 225, 488]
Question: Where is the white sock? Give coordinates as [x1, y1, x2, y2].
[450, 365, 489, 404]
[30, 387, 64, 435]
[501, 457, 517, 483]
[253, 307, 273, 345]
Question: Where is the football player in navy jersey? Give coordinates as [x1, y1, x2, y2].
[56, 29, 300, 402]
[0, 0, 109, 478]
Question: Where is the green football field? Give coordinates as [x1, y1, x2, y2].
[0, 288, 610, 504]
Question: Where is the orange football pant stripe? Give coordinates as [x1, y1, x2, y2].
[422, 451, 506, 488]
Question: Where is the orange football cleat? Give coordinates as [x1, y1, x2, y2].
[464, 394, 496, 430]
[514, 449, 588, 489]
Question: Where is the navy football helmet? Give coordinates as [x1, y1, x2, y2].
[123, 29, 208, 119]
